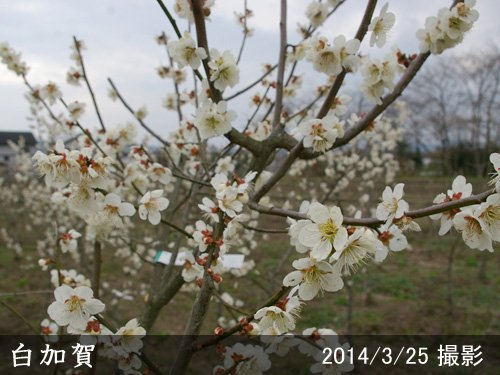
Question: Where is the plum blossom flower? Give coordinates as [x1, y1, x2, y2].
[306, 35, 360, 76]
[288, 201, 311, 253]
[430, 175, 472, 235]
[59, 229, 81, 254]
[148, 163, 173, 185]
[368, 3, 396, 48]
[283, 257, 344, 300]
[198, 197, 220, 223]
[66, 101, 86, 121]
[115, 319, 146, 354]
[376, 183, 409, 222]
[475, 193, 500, 243]
[208, 49, 239, 91]
[181, 251, 204, 282]
[298, 114, 344, 153]
[47, 285, 105, 330]
[416, 0, 478, 55]
[40, 82, 62, 105]
[168, 32, 207, 69]
[330, 228, 387, 275]
[138, 190, 169, 225]
[40, 319, 59, 342]
[192, 220, 214, 252]
[210, 172, 256, 218]
[194, 100, 236, 140]
[101, 193, 136, 226]
[215, 156, 235, 175]
[298, 202, 348, 261]
[489, 153, 500, 192]
[223, 343, 271, 374]
[453, 207, 493, 252]
[253, 293, 302, 335]
[305, 1, 329, 27]
[378, 225, 408, 252]
[360, 53, 402, 104]
[50, 269, 91, 288]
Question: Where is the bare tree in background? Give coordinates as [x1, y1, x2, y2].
[406, 46, 500, 175]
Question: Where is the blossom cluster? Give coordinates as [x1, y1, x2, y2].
[417, 0, 479, 54]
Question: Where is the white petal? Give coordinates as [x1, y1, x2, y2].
[393, 183, 405, 199]
[138, 205, 148, 220]
[299, 282, 319, 301]
[85, 298, 105, 315]
[298, 224, 322, 247]
[148, 211, 161, 225]
[54, 285, 73, 302]
[119, 202, 136, 217]
[283, 271, 302, 287]
[308, 202, 330, 223]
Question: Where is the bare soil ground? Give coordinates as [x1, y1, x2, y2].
[0, 176, 498, 335]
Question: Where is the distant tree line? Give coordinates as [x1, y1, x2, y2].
[402, 46, 500, 176]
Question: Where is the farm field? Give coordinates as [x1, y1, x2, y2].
[1, 175, 498, 336]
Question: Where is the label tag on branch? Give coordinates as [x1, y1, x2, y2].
[154, 251, 245, 269]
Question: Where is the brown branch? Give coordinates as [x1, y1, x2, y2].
[73, 36, 106, 132]
[107, 78, 168, 146]
[192, 286, 289, 351]
[316, 0, 377, 119]
[249, 188, 496, 228]
[223, 64, 277, 101]
[271, 0, 288, 129]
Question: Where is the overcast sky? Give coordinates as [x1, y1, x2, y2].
[1, 0, 499, 139]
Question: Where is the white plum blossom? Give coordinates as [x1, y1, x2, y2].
[66, 101, 86, 121]
[181, 251, 204, 282]
[59, 229, 81, 254]
[360, 53, 402, 104]
[254, 294, 301, 335]
[306, 35, 360, 76]
[168, 32, 207, 69]
[50, 269, 91, 288]
[376, 183, 409, 222]
[489, 153, 500, 192]
[40, 82, 62, 105]
[298, 114, 344, 153]
[283, 257, 343, 301]
[331, 228, 387, 275]
[115, 318, 147, 354]
[148, 163, 173, 185]
[210, 172, 256, 218]
[223, 343, 271, 375]
[194, 100, 236, 140]
[135, 105, 148, 120]
[100, 193, 136, 227]
[298, 202, 348, 261]
[40, 319, 57, 334]
[215, 156, 235, 175]
[453, 207, 493, 252]
[475, 193, 500, 243]
[368, 3, 396, 48]
[198, 197, 220, 223]
[430, 175, 472, 235]
[208, 49, 239, 91]
[192, 220, 213, 252]
[138, 190, 169, 225]
[288, 201, 311, 253]
[305, 1, 329, 28]
[416, 0, 478, 54]
[378, 224, 408, 252]
[47, 285, 105, 330]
